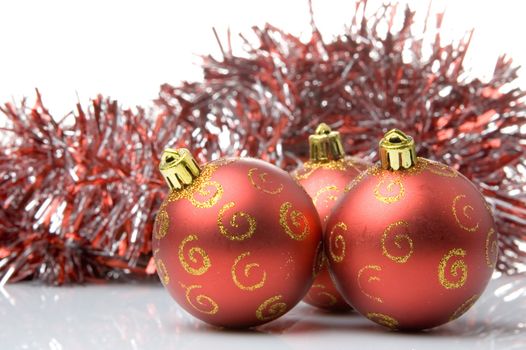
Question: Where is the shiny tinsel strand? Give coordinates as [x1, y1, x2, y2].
[157, 2, 526, 274]
[0, 92, 166, 284]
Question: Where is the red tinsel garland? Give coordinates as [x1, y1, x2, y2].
[1, 1, 525, 284]
[0, 93, 166, 284]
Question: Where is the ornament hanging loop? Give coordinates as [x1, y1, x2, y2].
[309, 123, 345, 162]
[379, 129, 417, 170]
[159, 148, 201, 190]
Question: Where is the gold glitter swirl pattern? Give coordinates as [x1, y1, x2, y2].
[279, 202, 310, 241]
[449, 294, 479, 321]
[485, 228, 498, 268]
[312, 159, 355, 171]
[231, 252, 267, 291]
[381, 220, 414, 264]
[307, 284, 338, 307]
[313, 185, 339, 206]
[345, 159, 430, 193]
[374, 177, 405, 204]
[425, 159, 458, 177]
[357, 265, 383, 303]
[155, 258, 170, 286]
[368, 158, 427, 178]
[154, 208, 169, 240]
[360, 164, 382, 177]
[248, 168, 284, 195]
[293, 167, 316, 181]
[438, 248, 468, 289]
[217, 201, 257, 241]
[452, 194, 480, 232]
[181, 284, 219, 315]
[366, 312, 399, 329]
[255, 295, 288, 321]
[178, 234, 211, 276]
[328, 222, 347, 263]
[294, 159, 360, 181]
[188, 180, 224, 208]
[167, 164, 224, 208]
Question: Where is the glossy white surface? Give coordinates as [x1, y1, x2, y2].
[1, 275, 525, 350]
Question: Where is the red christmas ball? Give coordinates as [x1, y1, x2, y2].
[293, 124, 370, 311]
[302, 257, 351, 311]
[326, 130, 497, 330]
[153, 149, 322, 328]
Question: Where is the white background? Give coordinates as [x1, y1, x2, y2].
[1, 3, 526, 348]
[0, 0, 525, 117]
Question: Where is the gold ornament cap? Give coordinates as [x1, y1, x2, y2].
[379, 129, 417, 170]
[309, 123, 345, 162]
[159, 148, 201, 190]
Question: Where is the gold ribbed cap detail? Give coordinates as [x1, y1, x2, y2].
[309, 123, 345, 162]
[159, 148, 201, 190]
[379, 129, 417, 170]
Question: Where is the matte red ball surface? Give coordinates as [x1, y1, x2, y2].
[153, 158, 322, 328]
[293, 157, 370, 311]
[325, 158, 497, 330]
[302, 258, 351, 311]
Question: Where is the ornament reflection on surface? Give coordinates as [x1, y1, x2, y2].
[1, 275, 525, 350]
